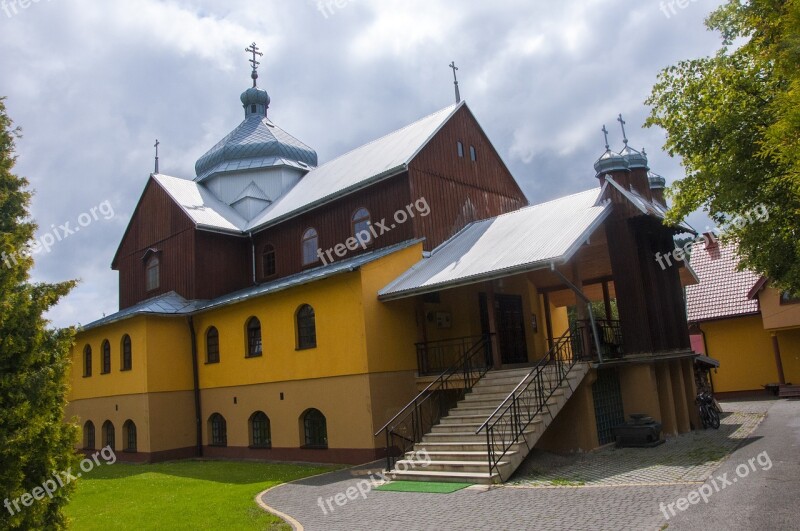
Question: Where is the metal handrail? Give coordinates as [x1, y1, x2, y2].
[374, 334, 493, 470]
[475, 329, 579, 480]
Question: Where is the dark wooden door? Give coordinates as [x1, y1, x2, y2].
[479, 293, 528, 365]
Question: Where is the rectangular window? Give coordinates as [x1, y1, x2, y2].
[470, 145, 477, 161]
[457, 141, 464, 157]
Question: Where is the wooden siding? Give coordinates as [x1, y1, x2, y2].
[115, 179, 197, 309]
[251, 174, 414, 282]
[194, 231, 251, 300]
[408, 105, 528, 250]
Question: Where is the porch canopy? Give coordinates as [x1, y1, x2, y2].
[378, 188, 612, 302]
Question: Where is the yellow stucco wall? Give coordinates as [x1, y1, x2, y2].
[701, 316, 783, 392]
[195, 272, 369, 389]
[758, 286, 800, 330]
[70, 317, 149, 400]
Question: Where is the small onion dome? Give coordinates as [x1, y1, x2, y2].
[241, 87, 270, 118]
[648, 170, 666, 190]
[620, 145, 649, 170]
[594, 148, 629, 177]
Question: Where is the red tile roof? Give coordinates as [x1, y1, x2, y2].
[685, 240, 761, 322]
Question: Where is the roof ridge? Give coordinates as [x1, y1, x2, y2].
[310, 103, 458, 170]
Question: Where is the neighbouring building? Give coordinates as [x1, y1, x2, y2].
[66, 50, 701, 482]
[686, 238, 800, 395]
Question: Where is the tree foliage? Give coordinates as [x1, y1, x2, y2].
[0, 97, 78, 530]
[646, 0, 800, 291]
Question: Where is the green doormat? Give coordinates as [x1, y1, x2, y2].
[375, 481, 473, 493]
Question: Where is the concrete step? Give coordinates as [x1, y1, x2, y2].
[463, 388, 565, 405]
[390, 469, 502, 485]
[422, 426, 538, 443]
[413, 439, 527, 453]
[393, 459, 510, 475]
[409, 450, 519, 462]
[430, 422, 484, 433]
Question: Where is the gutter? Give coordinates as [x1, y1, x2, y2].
[187, 316, 203, 457]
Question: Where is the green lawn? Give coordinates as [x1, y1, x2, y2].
[65, 460, 338, 530]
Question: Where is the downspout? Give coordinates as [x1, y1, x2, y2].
[187, 316, 203, 457]
[248, 231, 257, 285]
[550, 262, 604, 363]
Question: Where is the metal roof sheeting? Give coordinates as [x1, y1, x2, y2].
[80, 292, 200, 331]
[379, 188, 611, 300]
[244, 103, 461, 231]
[153, 174, 248, 233]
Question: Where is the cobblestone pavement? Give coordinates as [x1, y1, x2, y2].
[259, 400, 778, 531]
[510, 400, 769, 487]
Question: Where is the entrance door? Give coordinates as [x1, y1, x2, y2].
[479, 293, 528, 365]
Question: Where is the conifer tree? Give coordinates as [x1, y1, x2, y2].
[0, 97, 79, 530]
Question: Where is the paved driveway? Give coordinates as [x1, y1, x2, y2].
[260, 399, 794, 530]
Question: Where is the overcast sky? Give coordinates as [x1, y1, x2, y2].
[0, 0, 726, 328]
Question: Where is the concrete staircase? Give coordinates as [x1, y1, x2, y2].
[390, 362, 590, 484]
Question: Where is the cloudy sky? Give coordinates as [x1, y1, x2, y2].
[0, 0, 726, 328]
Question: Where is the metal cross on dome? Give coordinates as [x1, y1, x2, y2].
[601, 125, 610, 150]
[617, 113, 629, 145]
[245, 42, 263, 88]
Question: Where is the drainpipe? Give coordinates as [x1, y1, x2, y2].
[550, 262, 604, 363]
[187, 316, 203, 457]
[248, 231, 257, 285]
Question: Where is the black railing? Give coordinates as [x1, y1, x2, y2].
[475, 329, 580, 481]
[375, 334, 493, 471]
[416, 335, 490, 376]
[573, 319, 623, 361]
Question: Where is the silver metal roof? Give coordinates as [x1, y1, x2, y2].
[153, 174, 248, 233]
[244, 103, 461, 231]
[379, 188, 611, 300]
[81, 239, 422, 331]
[194, 114, 318, 181]
[603, 177, 694, 233]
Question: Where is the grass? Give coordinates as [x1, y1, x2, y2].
[64, 460, 338, 530]
[374, 481, 473, 493]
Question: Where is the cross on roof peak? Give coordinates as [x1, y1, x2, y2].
[449, 61, 461, 104]
[245, 42, 263, 88]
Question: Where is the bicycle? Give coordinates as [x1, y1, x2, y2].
[696, 391, 721, 429]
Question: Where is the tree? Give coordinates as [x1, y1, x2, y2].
[646, 0, 800, 292]
[0, 97, 78, 529]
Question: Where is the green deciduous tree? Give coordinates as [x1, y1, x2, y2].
[646, 0, 800, 291]
[0, 97, 78, 530]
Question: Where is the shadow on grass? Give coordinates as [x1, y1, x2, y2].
[83, 459, 340, 485]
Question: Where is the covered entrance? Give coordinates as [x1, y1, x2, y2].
[480, 293, 527, 365]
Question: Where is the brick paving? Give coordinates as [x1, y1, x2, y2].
[259, 400, 774, 531]
[510, 400, 768, 487]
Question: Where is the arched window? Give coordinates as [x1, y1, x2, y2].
[83, 345, 92, 377]
[145, 255, 160, 291]
[209, 413, 227, 446]
[457, 141, 464, 158]
[261, 243, 276, 278]
[206, 326, 220, 363]
[123, 420, 137, 452]
[296, 304, 317, 350]
[84, 421, 95, 450]
[101, 340, 111, 374]
[245, 317, 262, 358]
[302, 228, 319, 265]
[250, 411, 271, 448]
[302, 408, 327, 448]
[469, 145, 477, 161]
[121, 335, 132, 371]
[102, 420, 115, 450]
[351, 208, 372, 245]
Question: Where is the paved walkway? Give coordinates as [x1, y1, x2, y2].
[260, 399, 788, 530]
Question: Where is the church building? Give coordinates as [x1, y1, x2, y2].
[66, 46, 701, 483]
